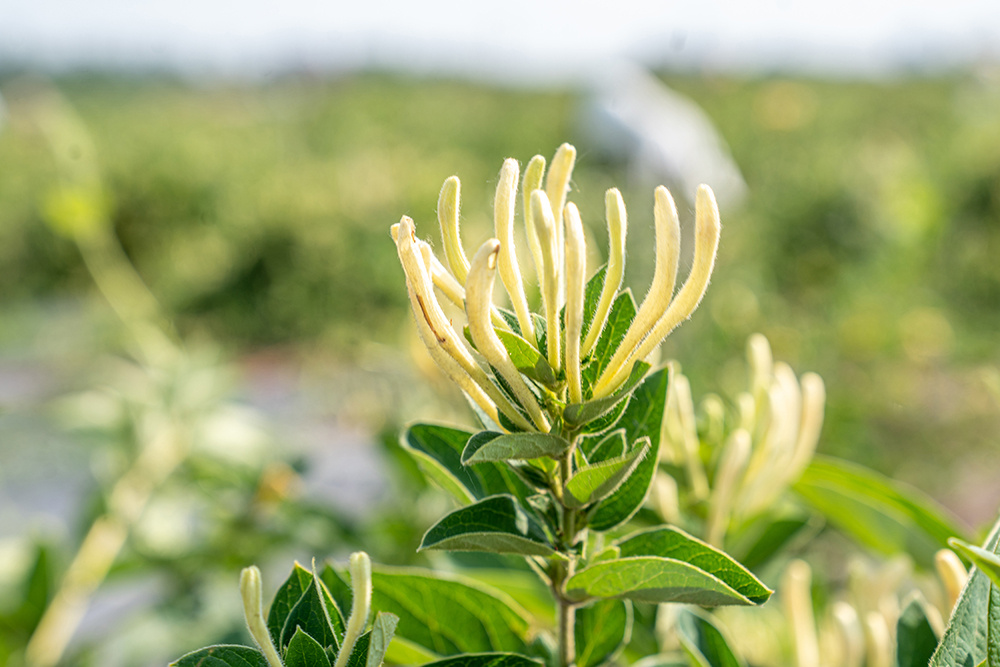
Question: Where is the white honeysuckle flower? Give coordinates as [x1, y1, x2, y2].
[392, 144, 720, 433]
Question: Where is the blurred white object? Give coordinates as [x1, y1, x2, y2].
[581, 61, 747, 208]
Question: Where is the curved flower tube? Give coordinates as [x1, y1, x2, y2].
[438, 176, 470, 284]
[581, 188, 628, 357]
[530, 190, 562, 373]
[495, 159, 535, 344]
[563, 202, 586, 404]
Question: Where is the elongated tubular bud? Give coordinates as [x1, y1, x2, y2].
[240, 566, 284, 667]
[675, 374, 709, 501]
[394, 219, 531, 431]
[786, 372, 825, 481]
[438, 176, 470, 284]
[564, 203, 586, 403]
[417, 237, 512, 332]
[494, 159, 535, 344]
[831, 602, 865, 667]
[530, 190, 561, 372]
[466, 239, 551, 432]
[748, 333, 774, 408]
[334, 552, 372, 667]
[522, 155, 547, 288]
[783, 560, 819, 667]
[595, 184, 720, 397]
[935, 548, 968, 612]
[593, 186, 680, 395]
[864, 612, 892, 667]
[582, 188, 628, 357]
[705, 429, 750, 547]
[544, 143, 576, 305]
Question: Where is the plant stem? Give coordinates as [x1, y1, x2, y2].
[555, 437, 578, 667]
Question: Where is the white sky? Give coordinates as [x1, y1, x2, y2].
[1, 0, 999, 78]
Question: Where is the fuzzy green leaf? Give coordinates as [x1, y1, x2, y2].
[950, 539, 1000, 590]
[268, 563, 315, 647]
[795, 456, 967, 569]
[616, 526, 771, 605]
[581, 290, 637, 393]
[367, 612, 400, 667]
[496, 329, 558, 388]
[564, 557, 759, 606]
[419, 494, 554, 556]
[728, 512, 819, 571]
[286, 627, 333, 667]
[564, 437, 650, 509]
[462, 432, 573, 465]
[368, 567, 532, 656]
[575, 599, 631, 667]
[565, 361, 650, 427]
[676, 608, 744, 667]
[930, 514, 1000, 667]
[420, 654, 544, 667]
[280, 577, 342, 651]
[170, 645, 268, 667]
[896, 598, 939, 667]
[402, 424, 533, 505]
[346, 632, 372, 667]
[588, 368, 670, 532]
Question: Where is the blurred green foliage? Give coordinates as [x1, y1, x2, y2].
[1, 69, 998, 499]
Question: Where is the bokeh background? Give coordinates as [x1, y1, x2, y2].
[1, 2, 1000, 665]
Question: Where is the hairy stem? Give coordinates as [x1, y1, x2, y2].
[554, 436, 579, 667]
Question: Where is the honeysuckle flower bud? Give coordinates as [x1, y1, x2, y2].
[599, 187, 680, 392]
[438, 176, 470, 284]
[530, 190, 562, 373]
[395, 218, 531, 431]
[748, 332, 774, 408]
[783, 560, 820, 667]
[240, 566, 284, 667]
[595, 184, 720, 397]
[705, 429, 750, 547]
[831, 602, 865, 667]
[671, 374, 709, 501]
[864, 612, 892, 667]
[787, 372, 825, 480]
[934, 548, 968, 612]
[544, 143, 576, 304]
[494, 159, 535, 344]
[564, 202, 586, 403]
[334, 552, 373, 667]
[582, 188, 628, 357]
[522, 155, 547, 287]
[466, 239, 551, 432]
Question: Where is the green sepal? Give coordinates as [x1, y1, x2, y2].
[462, 431, 573, 465]
[564, 437, 650, 509]
[280, 576, 343, 651]
[675, 608, 745, 667]
[268, 562, 315, 647]
[615, 526, 771, 605]
[575, 599, 632, 667]
[169, 645, 268, 667]
[286, 627, 333, 667]
[419, 494, 555, 556]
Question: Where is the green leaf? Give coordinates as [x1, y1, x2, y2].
[319, 564, 352, 623]
[419, 494, 555, 556]
[346, 632, 373, 667]
[727, 512, 820, 571]
[616, 526, 771, 605]
[496, 329, 558, 387]
[990, 585, 1000, 667]
[675, 608, 745, 667]
[588, 368, 670, 532]
[462, 431, 573, 465]
[170, 645, 268, 667]
[565, 557, 760, 606]
[286, 627, 333, 667]
[420, 654, 544, 667]
[564, 437, 650, 509]
[581, 290, 637, 393]
[368, 566, 532, 656]
[565, 361, 650, 427]
[367, 612, 400, 667]
[580, 265, 609, 345]
[930, 513, 1000, 667]
[575, 599, 632, 667]
[268, 562, 314, 647]
[896, 598, 939, 667]
[794, 456, 968, 569]
[402, 424, 534, 504]
[281, 577, 342, 651]
[950, 539, 1000, 590]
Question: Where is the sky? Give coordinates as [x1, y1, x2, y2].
[1, 0, 999, 79]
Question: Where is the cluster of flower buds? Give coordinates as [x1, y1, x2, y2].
[392, 144, 721, 433]
[658, 333, 826, 546]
